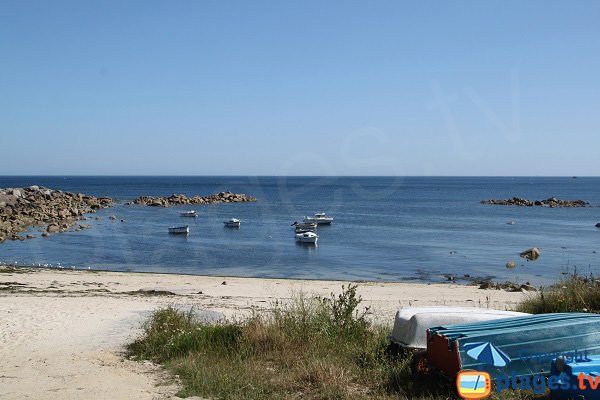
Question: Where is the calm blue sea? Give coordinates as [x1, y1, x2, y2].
[1, 176, 599, 285]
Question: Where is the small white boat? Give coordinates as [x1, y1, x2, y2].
[168, 225, 189, 234]
[291, 221, 317, 230]
[223, 218, 240, 227]
[303, 213, 333, 225]
[295, 231, 318, 243]
[180, 210, 198, 218]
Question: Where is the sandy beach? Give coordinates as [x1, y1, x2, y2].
[0, 267, 526, 399]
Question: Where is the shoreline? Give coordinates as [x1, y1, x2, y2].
[0, 266, 526, 399]
[0, 263, 528, 288]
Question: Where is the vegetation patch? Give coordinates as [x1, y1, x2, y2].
[517, 272, 600, 314]
[128, 285, 542, 399]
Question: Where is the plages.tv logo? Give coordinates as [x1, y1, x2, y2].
[456, 371, 491, 399]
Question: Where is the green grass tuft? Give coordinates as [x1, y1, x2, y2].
[517, 272, 600, 314]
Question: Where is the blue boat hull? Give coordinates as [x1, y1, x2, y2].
[426, 313, 600, 380]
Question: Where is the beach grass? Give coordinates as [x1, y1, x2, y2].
[128, 284, 539, 399]
[517, 272, 600, 314]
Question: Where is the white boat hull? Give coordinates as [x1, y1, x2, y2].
[295, 232, 318, 243]
[168, 226, 189, 234]
[303, 214, 333, 225]
[223, 219, 240, 227]
[180, 211, 197, 218]
[389, 307, 530, 349]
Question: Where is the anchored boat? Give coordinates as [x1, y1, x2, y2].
[180, 210, 198, 218]
[295, 231, 318, 244]
[292, 221, 317, 233]
[223, 218, 240, 227]
[303, 213, 333, 225]
[292, 221, 318, 229]
[168, 225, 189, 234]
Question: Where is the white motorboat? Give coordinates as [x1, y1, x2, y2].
[303, 213, 333, 225]
[168, 225, 189, 234]
[180, 210, 198, 218]
[295, 231, 318, 244]
[223, 218, 240, 227]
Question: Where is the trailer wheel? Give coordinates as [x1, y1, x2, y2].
[411, 350, 431, 375]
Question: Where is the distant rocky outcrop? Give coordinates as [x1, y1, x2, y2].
[131, 192, 257, 207]
[0, 186, 113, 243]
[481, 197, 589, 207]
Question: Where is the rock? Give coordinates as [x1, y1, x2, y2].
[481, 197, 589, 208]
[479, 281, 494, 290]
[520, 247, 541, 261]
[132, 192, 257, 207]
[506, 260, 516, 269]
[109, 215, 117, 220]
[0, 187, 113, 243]
[520, 283, 537, 292]
[596, 223, 600, 228]
[47, 224, 60, 233]
[221, 281, 227, 285]
[41, 232, 49, 237]
[26, 234, 36, 239]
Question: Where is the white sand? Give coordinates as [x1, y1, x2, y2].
[0, 268, 526, 399]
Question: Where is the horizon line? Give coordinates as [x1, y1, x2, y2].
[0, 175, 596, 178]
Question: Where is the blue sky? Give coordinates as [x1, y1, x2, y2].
[1, 1, 599, 175]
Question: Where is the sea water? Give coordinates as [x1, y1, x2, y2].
[0, 176, 599, 285]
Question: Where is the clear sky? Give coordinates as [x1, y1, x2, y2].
[1, 0, 599, 176]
